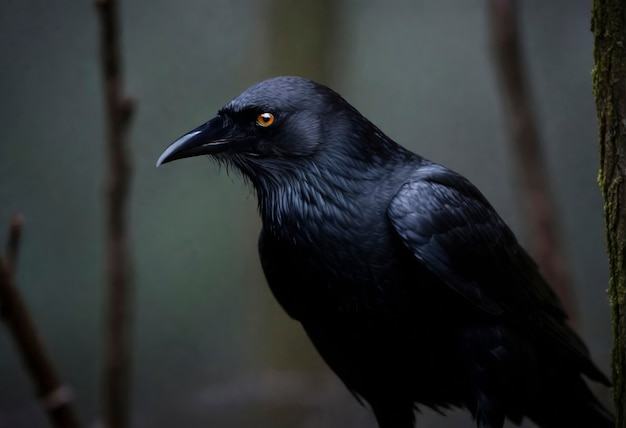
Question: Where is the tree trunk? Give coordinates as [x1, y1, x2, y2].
[591, 1, 626, 426]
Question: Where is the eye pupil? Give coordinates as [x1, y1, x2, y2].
[257, 112, 275, 127]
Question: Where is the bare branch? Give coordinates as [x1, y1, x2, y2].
[4, 213, 24, 273]
[95, 0, 135, 427]
[0, 218, 81, 428]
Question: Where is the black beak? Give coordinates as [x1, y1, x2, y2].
[156, 116, 235, 166]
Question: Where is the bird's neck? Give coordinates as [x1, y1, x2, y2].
[253, 163, 367, 239]
[248, 153, 418, 245]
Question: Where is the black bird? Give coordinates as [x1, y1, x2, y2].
[157, 76, 613, 428]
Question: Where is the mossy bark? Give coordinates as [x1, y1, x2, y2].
[592, 1, 626, 425]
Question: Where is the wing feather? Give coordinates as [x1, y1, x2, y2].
[387, 164, 609, 384]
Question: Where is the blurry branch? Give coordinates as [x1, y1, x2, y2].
[5, 213, 23, 273]
[488, 0, 576, 323]
[0, 215, 81, 428]
[266, 0, 338, 84]
[250, 0, 340, 372]
[591, 0, 626, 424]
[95, 0, 135, 427]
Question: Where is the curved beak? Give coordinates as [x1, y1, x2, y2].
[156, 116, 234, 166]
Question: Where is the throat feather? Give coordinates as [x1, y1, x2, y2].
[255, 171, 361, 244]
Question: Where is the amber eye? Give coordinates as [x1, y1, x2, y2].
[256, 112, 275, 127]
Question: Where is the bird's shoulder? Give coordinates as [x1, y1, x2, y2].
[388, 163, 503, 245]
[387, 162, 516, 314]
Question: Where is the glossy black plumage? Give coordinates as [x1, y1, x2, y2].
[157, 76, 613, 428]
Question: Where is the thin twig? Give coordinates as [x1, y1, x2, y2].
[0, 219, 81, 428]
[4, 213, 24, 273]
[488, 0, 576, 323]
[95, 0, 135, 427]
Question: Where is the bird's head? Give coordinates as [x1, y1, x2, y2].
[157, 77, 403, 186]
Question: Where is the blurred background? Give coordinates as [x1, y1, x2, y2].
[0, 1, 611, 427]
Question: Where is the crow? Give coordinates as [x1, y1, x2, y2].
[157, 76, 613, 428]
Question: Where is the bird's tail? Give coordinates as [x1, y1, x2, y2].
[525, 372, 614, 428]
